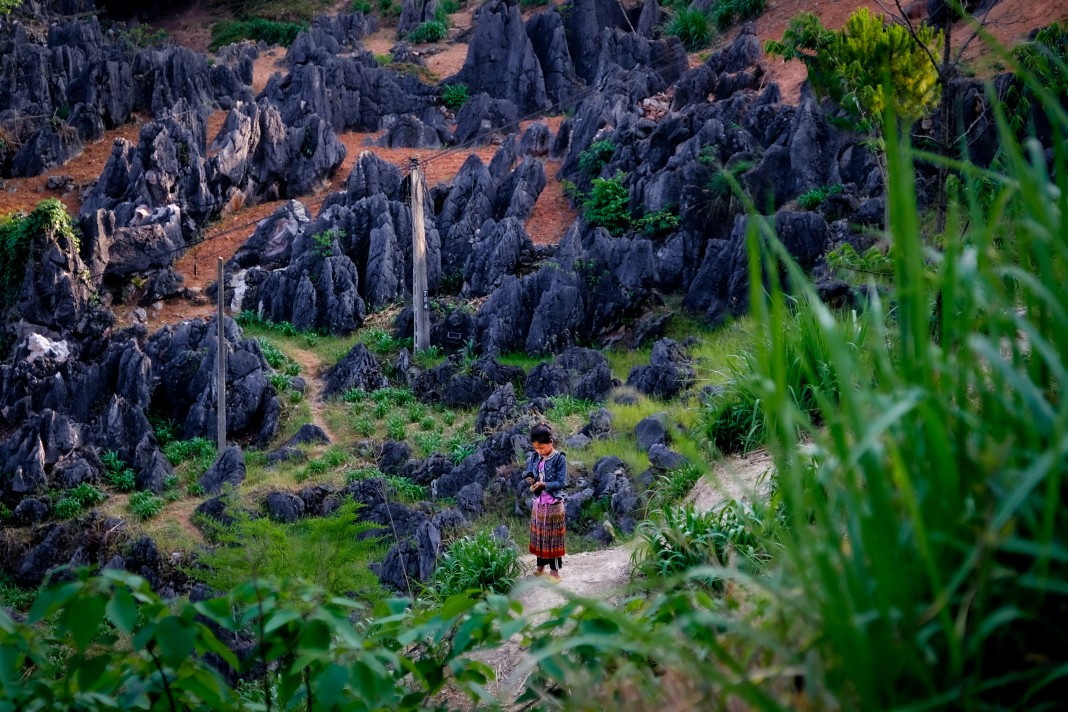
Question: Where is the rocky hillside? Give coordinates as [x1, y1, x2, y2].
[0, 0, 1064, 632]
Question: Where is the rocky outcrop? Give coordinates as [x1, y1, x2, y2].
[0, 17, 253, 178]
[322, 343, 389, 398]
[463, 217, 535, 297]
[145, 317, 282, 446]
[626, 338, 694, 399]
[397, 0, 439, 38]
[263, 36, 437, 134]
[455, 0, 549, 114]
[525, 8, 583, 106]
[683, 211, 830, 323]
[411, 354, 524, 409]
[524, 347, 615, 401]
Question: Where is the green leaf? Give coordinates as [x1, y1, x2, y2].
[74, 654, 111, 691]
[155, 616, 195, 668]
[315, 663, 348, 709]
[65, 594, 106, 652]
[106, 587, 138, 635]
[27, 581, 81, 623]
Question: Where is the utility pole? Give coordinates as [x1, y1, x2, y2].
[410, 157, 430, 353]
[216, 258, 227, 452]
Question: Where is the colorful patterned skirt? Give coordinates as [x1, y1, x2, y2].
[530, 496, 566, 569]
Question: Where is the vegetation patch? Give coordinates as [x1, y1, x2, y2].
[195, 501, 385, 601]
[432, 530, 521, 598]
[441, 83, 470, 110]
[666, 8, 712, 51]
[409, 19, 447, 43]
[210, 18, 306, 50]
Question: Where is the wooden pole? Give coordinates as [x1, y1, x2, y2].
[410, 157, 430, 353]
[217, 258, 227, 451]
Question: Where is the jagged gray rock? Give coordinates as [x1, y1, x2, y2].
[199, 446, 247, 494]
[323, 344, 389, 399]
[455, 0, 549, 114]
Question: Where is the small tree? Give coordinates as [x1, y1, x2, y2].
[766, 9, 943, 193]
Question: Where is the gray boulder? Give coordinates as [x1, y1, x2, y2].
[475, 383, 518, 434]
[455, 0, 549, 114]
[322, 344, 388, 398]
[634, 413, 669, 452]
[264, 491, 305, 522]
[200, 446, 247, 494]
[456, 481, 484, 518]
[626, 339, 695, 399]
[648, 443, 686, 471]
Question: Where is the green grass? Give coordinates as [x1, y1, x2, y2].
[210, 18, 306, 50]
[409, 19, 447, 43]
[194, 501, 386, 602]
[441, 83, 470, 110]
[665, 8, 712, 52]
[128, 492, 164, 521]
[431, 530, 521, 598]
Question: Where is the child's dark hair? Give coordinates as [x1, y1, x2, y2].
[530, 422, 554, 445]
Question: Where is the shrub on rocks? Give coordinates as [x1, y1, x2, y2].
[432, 529, 520, 598]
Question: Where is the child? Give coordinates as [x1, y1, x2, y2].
[525, 423, 567, 580]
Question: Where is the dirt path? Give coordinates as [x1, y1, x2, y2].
[458, 449, 774, 709]
[287, 345, 340, 443]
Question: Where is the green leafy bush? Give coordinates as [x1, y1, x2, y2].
[633, 207, 681, 237]
[0, 570, 517, 710]
[648, 463, 703, 510]
[583, 174, 631, 236]
[378, 0, 401, 17]
[441, 83, 470, 110]
[766, 8, 942, 137]
[548, 395, 596, 418]
[796, 183, 843, 210]
[409, 19, 447, 43]
[210, 18, 306, 50]
[438, 0, 460, 13]
[520, 0, 549, 6]
[350, 0, 372, 12]
[100, 450, 137, 492]
[128, 492, 164, 521]
[384, 475, 428, 502]
[632, 505, 727, 583]
[710, 0, 765, 31]
[432, 530, 520, 598]
[577, 139, 616, 175]
[666, 8, 711, 51]
[66, 483, 107, 508]
[196, 501, 385, 600]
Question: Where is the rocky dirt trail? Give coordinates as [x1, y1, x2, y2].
[287, 345, 341, 443]
[457, 449, 775, 709]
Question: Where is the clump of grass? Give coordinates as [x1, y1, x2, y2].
[413, 432, 443, 457]
[441, 83, 469, 110]
[648, 463, 703, 510]
[432, 530, 520, 598]
[128, 491, 164, 521]
[210, 18, 306, 50]
[384, 475, 427, 502]
[386, 416, 406, 441]
[665, 8, 711, 52]
[409, 19, 447, 43]
[548, 395, 596, 419]
[100, 450, 136, 492]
